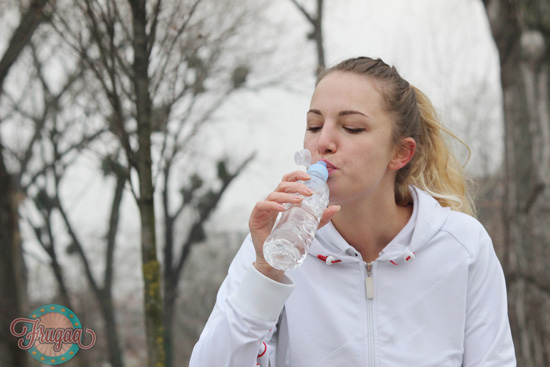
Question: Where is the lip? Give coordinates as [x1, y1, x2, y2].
[319, 159, 337, 175]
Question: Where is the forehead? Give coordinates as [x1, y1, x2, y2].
[310, 72, 386, 111]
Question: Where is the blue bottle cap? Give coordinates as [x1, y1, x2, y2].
[307, 161, 329, 182]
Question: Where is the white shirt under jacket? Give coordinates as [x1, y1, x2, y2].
[189, 186, 516, 367]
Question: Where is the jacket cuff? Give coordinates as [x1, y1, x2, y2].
[230, 265, 295, 322]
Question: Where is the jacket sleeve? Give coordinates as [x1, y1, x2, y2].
[189, 234, 295, 367]
[463, 227, 516, 366]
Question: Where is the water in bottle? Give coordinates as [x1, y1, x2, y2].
[263, 154, 329, 271]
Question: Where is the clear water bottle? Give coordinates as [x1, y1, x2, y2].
[263, 160, 329, 271]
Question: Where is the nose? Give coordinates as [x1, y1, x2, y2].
[317, 125, 337, 154]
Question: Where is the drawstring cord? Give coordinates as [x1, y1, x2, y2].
[317, 250, 415, 266]
[317, 254, 342, 265]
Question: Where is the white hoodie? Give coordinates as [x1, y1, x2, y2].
[190, 186, 516, 367]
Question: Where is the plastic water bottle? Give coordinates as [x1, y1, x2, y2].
[263, 155, 329, 271]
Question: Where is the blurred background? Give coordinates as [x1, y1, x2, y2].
[0, 0, 548, 366]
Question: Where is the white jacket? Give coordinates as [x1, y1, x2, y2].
[190, 187, 516, 367]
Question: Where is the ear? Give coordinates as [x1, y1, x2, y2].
[388, 137, 416, 171]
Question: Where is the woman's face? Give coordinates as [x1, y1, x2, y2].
[304, 71, 405, 206]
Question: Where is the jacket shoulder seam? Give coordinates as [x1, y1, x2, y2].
[438, 228, 475, 261]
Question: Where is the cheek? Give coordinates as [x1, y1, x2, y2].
[360, 141, 393, 166]
[303, 135, 314, 150]
[303, 136, 322, 159]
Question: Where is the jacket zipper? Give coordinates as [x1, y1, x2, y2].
[365, 262, 375, 367]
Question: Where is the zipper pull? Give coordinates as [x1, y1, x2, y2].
[365, 262, 374, 299]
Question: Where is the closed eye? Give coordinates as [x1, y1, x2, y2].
[307, 126, 322, 132]
[344, 127, 365, 134]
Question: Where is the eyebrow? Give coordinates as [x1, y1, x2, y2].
[307, 109, 369, 118]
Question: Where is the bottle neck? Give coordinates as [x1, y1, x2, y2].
[309, 171, 327, 182]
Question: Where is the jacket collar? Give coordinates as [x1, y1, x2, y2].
[309, 186, 452, 265]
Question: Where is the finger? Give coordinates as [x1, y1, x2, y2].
[281, 170, 310, 183]
[249, 202, 285, 231]
[273, 181, 314, 196]
[265, 192, 304, 205]
[251, 200, 287, 215]
[318, 205, 341, 229]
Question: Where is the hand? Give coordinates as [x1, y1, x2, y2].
[248, 170, 340, 281]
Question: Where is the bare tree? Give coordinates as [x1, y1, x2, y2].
[162, 153, 254, 366]
[21, 147, 123, 367]
[0, 1, 51, 366]
[48, 0, 269, 365]
[2, 24, 114, 364]
[482, 0, 550, 365]
[127, 1, 165, 364]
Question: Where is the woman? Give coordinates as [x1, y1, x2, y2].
[189, 57, 516, 366]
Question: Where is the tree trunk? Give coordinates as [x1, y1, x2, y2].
[482, 1, 550, 365]
[163, 273, 177, 367]
[100, 173, 126, 367]
[0, 141, 28, 367]
[129, 0, 165, 365]
[98, 291, 124, 367]
[0, 1, 50, 366]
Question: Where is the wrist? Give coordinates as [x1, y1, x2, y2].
[254, 259, 285, 282]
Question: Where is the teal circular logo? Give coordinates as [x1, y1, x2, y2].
[10, 304, 96, 365]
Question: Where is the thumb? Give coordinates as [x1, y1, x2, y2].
[318, 205, 341, 229]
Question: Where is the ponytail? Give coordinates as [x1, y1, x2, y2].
[319, 57, 476, 217]
[397, 87, 475, 217]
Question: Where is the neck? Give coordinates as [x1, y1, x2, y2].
[331, 192, 412, 263]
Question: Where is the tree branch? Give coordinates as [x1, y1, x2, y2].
[147, 0, 163, 57]
[21, 126, 108, 191]
[149, 0, 202, 96]
[53, 176, 101, 297]
[289, 0, 315, 25]
[174, 152, 255, 277]
[0, 0, 50, 92]
[104, 171, 126, 293]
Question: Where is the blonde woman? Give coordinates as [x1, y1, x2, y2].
[190, 57, 516, 367]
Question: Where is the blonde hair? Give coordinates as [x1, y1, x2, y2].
[318, 57, 475, 216]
